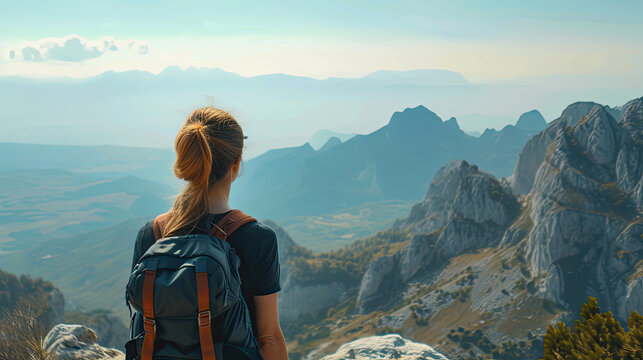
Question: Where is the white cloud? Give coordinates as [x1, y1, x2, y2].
[8, 34, 149, 62]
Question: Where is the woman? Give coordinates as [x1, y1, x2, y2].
[129, 106, 288, 359]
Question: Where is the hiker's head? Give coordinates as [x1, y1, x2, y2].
[165, 106, 245, 236]
[174, 107, 244, 186]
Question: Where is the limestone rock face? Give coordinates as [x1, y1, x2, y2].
[279, 281, 351, 322]
[358, 160, 518, 312]
[263, 219, 353, 322]
[396, 160, 518, 234]
[44, 324, 124, 360]
[356, 252, 402, 312]
[511, 102, 602, 195]
[525, 99, 643, 320]
[319, 334, 449, 360]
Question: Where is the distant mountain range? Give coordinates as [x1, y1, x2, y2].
[0, 103, 548, 232]
[232, 106, 547, 219]
[1, 66, 639, 159]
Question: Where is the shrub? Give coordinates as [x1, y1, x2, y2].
[542, 297, 642, 360]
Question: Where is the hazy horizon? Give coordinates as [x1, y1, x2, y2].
[2, 1, 642, 157]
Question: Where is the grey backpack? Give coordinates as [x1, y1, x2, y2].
[125, 210, 263, 360]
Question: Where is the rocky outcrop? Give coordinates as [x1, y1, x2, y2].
[357, 160, 518, 312]
[525, 99, 643, 320]
[279, 281, 352, 322]
[264, 219, 353, 322]
[396, 160, 518, 234]
[65, 310, 129, 350]
[510, 102, 602, 194]
[44, 324, 124, 360]
[319, 334, 449, 360]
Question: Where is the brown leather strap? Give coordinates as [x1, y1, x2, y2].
[153, 210, 255, 242]
[209, 209, 257, 241]
[153, 212, 171, 241]
[141, 261, 158, 360]
[195, 261, 216, 360]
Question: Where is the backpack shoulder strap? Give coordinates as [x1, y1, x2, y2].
[209, 209, 256, 241]
[152, 212, 171, 241]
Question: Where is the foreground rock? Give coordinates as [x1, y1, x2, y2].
[319, 334, 449, 360]
[44, 324, 124, 360]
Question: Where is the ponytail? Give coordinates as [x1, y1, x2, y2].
[162, 107, 244, 237]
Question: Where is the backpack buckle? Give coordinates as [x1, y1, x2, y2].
[198, 310, 211, 327]
[143, 318, 156, 332]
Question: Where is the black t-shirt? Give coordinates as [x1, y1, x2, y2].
[130, 210, 281, 336]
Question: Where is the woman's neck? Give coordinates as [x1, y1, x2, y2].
[207, 180, 233, 213]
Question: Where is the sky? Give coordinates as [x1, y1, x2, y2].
[1, 0, 642, 158]
[1, 0, 642, 81]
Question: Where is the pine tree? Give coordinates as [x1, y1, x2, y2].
[621, 311, 643, 360]
[542, 297, 642, 360]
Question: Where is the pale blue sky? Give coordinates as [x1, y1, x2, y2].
[2, 1, 642, 39]
[1, 0, 642, 80]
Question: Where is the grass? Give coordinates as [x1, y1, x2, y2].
[0, 301, 59, 360]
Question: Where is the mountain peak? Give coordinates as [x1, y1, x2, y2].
[319, 136, 342, 152]
[388, 105, 442, 128]
[515, 109, 546, 131]
[445, 116, 460, 130]
[558, 102, 602, 127]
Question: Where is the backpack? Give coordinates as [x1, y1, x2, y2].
[125, 210, 263, 360]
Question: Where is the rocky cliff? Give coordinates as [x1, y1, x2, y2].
[509, 101, 626, 194]
[265, 219, 356, 322]
[357, 160, 519, 312]
[524, 99, 643, 319]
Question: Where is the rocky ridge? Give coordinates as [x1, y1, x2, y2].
[510, 101, 627, 195]
[357, 160, 519, 312]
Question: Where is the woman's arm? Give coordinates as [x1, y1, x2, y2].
[253, 292, 288, 360]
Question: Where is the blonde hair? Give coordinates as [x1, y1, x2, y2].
[163, 107, 244, 237]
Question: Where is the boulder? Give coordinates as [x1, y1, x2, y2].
[319, 334, 449, 360]
[44, 324, 124, 360]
